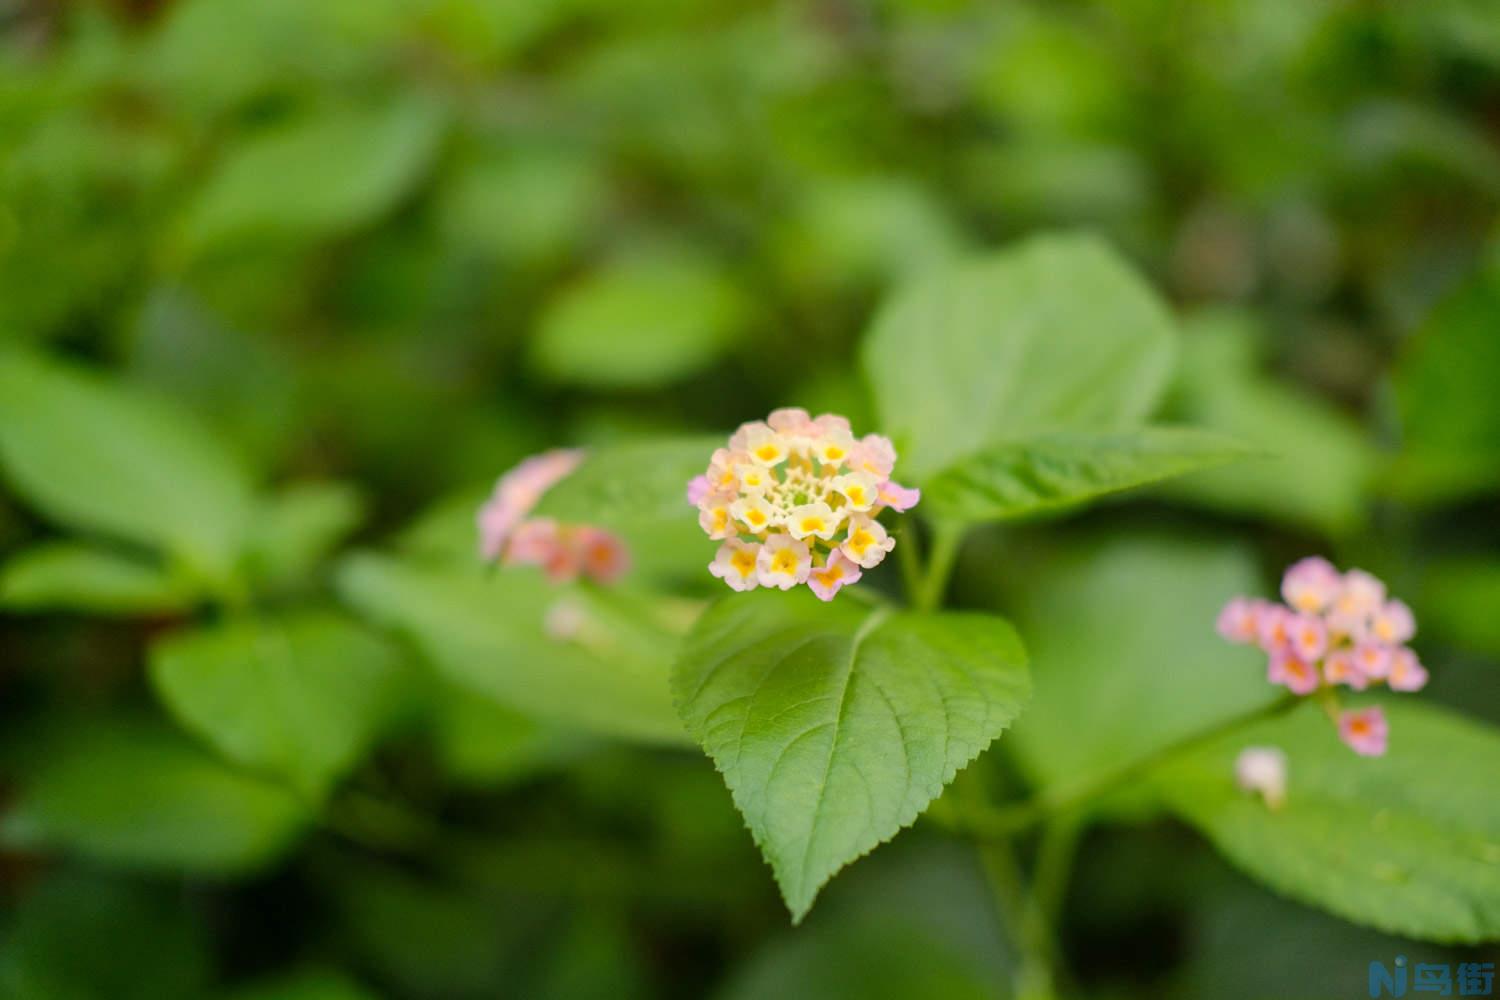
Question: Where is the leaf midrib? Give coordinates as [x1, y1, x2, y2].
[796, 606, 892, 899]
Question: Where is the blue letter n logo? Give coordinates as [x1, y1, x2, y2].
[1371, 956, 1408, 998]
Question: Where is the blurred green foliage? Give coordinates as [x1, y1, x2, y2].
[3, 0, 1500, 996]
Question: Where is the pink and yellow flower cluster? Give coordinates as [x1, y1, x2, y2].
[1218, 557, 1427, 757]
[688, 408, 919, 601]
[477, 449, 629, 584]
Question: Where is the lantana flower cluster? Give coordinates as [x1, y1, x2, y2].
[477, 449, 629, 584]
[1217, 557, 1427, 757]
[688, 408, 919, 601]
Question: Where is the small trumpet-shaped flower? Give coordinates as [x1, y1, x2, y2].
[1333, 569, 1386, 618]
[1370, 600, 1416, 645]
[1387, 648, 1429, 692]
[1351, 641, 1391, 681]
[576, 527, 630, 584]
[706, 448, 739, 491]
[735, 463, 775, 492]
[831, 472, 880, 512]
[787, 501, 842, 541]
[1281, 556, 1342, 614]
[1288, 614, 1328, 662]
[768, 406, 818, 439]
[1338, 707, 1389, 757]
[1216, 597, 1264, 644]
[506, 519, 571, 580]
[477, 448, 583, 559]
[878, 480, 921, 512]
[1218, 559, 1427, 757]
[851, 434, 897, 479]
[478, 450, 631, 587]
[1268, 650, 1319, 695]
[698, 493, 736, 540]
[1257, 605, 1294, 653]
[1322, 650, 1368, 690]
[758, 534, 811, 590]
[811, 428, 856, 468]
[690, 409, 920, 600]
[808, 550, 862, 602]
[710, 539, 762, 592]
[731, 495, 780, 534]
[744, 425, 790, 467]
[840, 514, 896, 569]
[1235, 747, 1288, 810]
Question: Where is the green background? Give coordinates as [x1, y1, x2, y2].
[3, 0, 1500, 997]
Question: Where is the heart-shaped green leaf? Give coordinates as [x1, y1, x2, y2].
[337, 553, 690, 746]
[0, 350, 255, 583]
[999, 534, 1279, 800]
[1150, 700, 1500, 944]
[924, 427, 1255, 524]
[0, 720, 307, 874]
[861, 233, 1177, 481]
[149, 612, 413, 801]
[673, 590, 1030, 921]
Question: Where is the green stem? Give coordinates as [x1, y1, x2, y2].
[898, 521, 924, 608]
[916, 521, 963, 614]
[955, 771, 1058, 1000]
[1031, 817, 1081, 933]
[959, 693, 1302, 838]
[976, 838, 1059, 1000]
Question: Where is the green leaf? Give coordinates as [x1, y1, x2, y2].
[0, 872, 211, 1000]
[149, 612, 411, 800]
[1000, 534, 1280, 798]
[534, 435, 722, 527]
[861, 233, 1177, 481]
[0, 542, 195, 614]
[1393, 261, 1500, 504]
[774, 177, 964, 290]
[181, 98, 444, 256]
[531, 257, 748, 388]
[245, 481, 365, 589]
[337, 553, 689, 746]
[1416, 557, 1500, 658]
[0, 720, 307, 874]
[430, 681, 593, 788]
[0, 351, 255, 582]
[672, 589, 1030, 921]
[435, 144, 607, 265]
[1160, 310, 1376, 536]
[1151, 700, 1500, 944]
[924, 427, 1255, 524]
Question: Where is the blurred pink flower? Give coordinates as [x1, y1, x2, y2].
[1338, 707, 1389, 757]
[1267, 651, 1319, 696]
[877, 480, 921, 513]
[1218, 560, 1425, 757]
[1216, 597, 1263, 644]
[1281, 556, 1342, 614]
[477, 449, 631, 587]
[686, 474, 711, 507]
